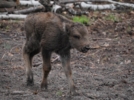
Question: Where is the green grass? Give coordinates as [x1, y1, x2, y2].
[56, 91, 62, 96]
[72, 15, 90, 25]
[105, 14, 120, 22]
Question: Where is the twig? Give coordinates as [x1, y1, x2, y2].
[51, 55, 60, 62]
[88, 47, 105, 56]
[1, 53, 6, 59]
[0, 90, 32, 95]
[33, 62, 42, 67]
[10, 90, 32, 95]
[92, 38, 112, 41]
[33, 55, 61, 67]
[9, 45, 19, 53]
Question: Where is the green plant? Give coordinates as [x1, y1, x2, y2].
[6, 25, 10, 30]
[72, 15, 90, 25]
[3, 43, 11, 49]
[6, 26, 9, 29]
[127, 26, 131, 31]
[105, 14, 120, 22]
[56, 91, 62, 96]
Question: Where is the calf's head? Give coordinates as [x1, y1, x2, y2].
[67, 23, 90, 53]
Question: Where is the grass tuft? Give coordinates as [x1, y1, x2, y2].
[72, 15, 90, 25]
[105, 14, 120, 22]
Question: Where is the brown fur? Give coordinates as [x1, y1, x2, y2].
[23, 12, 90, 94]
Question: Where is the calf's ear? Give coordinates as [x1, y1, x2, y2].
[65, 23, 79, 36]
[64, 23, 71, 35]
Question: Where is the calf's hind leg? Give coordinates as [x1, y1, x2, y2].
[41, 49, 52, 89]
[23, 41, 40, 86]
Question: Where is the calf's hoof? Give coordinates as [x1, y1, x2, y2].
[69, 90, 78, 96]
[41, 82, 48, 90]
[69, 86, 78, 96]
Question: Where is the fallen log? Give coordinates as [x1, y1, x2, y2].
[89, 0, 134, 9]
[58, 0, 89, 4]
[13, 5, 45, 14]
[19, 0, 134, 11]
[0, 14, 27, 19]
[19, 0, 41, 6]
[80, 2, 116, 10]
[1, 0, 134, 20]
[67, 8, 88, 15]
[109, 0, 134, 9]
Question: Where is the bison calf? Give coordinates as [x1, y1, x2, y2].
[23, 12, 90, 94]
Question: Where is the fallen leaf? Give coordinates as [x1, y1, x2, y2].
[8, 52, 13, 57]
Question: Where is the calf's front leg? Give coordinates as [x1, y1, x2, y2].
[60, 51, 76, 94]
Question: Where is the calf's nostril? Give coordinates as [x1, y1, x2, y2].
[81, 45, 90, 53]
[84, 46, 90, 50]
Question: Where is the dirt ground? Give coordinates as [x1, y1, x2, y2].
[0, 10, 134, 100]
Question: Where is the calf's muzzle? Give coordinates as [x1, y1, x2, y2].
[81, 45, 90, 53]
